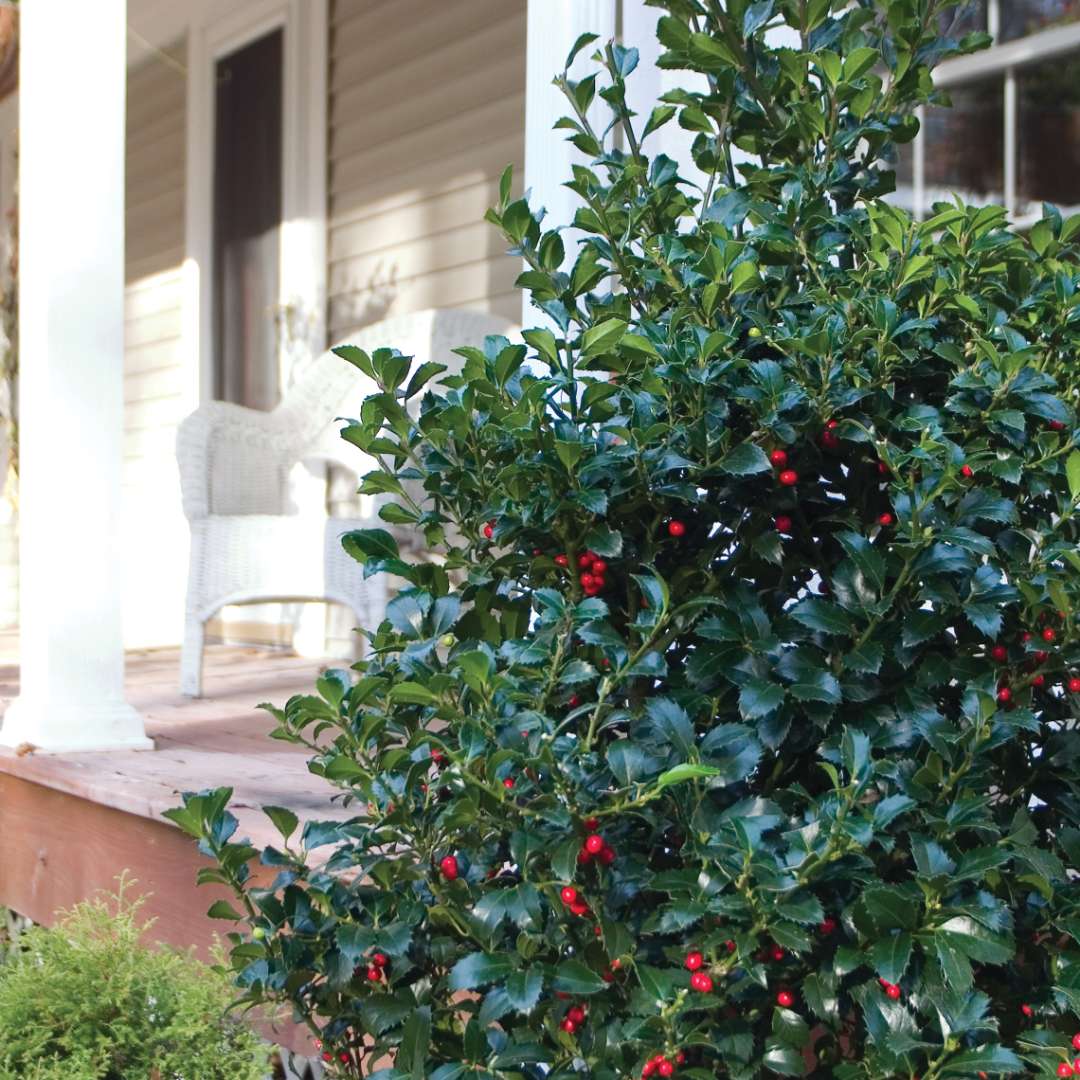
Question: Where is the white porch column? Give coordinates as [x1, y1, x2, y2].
[622, 0, 709, 190]
[523, 0, 617, 324]
[1, 0, 151, 752]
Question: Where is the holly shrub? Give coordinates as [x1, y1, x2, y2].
[171, 1, 1080, 1076]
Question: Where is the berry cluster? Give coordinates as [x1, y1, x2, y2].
[559, 1001, 588, 1035]
[578, 829, 616, 866]
[640, 1050, 687, 1076]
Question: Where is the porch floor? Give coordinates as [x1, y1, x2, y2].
[0, 644, 355, 852]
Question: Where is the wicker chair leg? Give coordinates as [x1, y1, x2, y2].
[180, 617, 206, 698]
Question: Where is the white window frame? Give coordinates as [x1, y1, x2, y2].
[183, 0, 327, 408]
[910, 0, 1080, 224]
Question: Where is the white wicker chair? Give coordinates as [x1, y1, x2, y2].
[176, 308, 517, 696]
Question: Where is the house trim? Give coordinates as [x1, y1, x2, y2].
[182, 0, 327, 409]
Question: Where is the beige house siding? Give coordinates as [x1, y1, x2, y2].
[122, 40, 189, 647]
[327, 0, 526, 339]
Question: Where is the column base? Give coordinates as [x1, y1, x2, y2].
[0, 699, 154, 753]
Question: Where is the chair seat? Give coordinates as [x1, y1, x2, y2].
[175, 309, 518, 696]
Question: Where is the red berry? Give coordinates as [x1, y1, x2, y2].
[1073, 1034, 1080, 1051]
[776, 990, 794, 1007]
[676, 1052, 686, 1065]
[771, 946, 784, 962]
[1057, 1065, 1072, 1079]
[439, 855, 458, 880]
[775, 515, 793, 533]
[878, 512, 893, 526]
[532, 547, 543, 556]
[1050, 420, 1067, 431]
[1043, 626, 1057, 642]
[561, 886, 578, 905]
[580, 573, 596, 589]
[602, 971, 614, 983]
[778, 469, 798, 486]
[1036, 650, 1050, 663]
[340, 1053, 350, 1064]
[578, 552, 594, 568]
[570, 900, 590, 916]
[826, 419, 839, 430]
[997, 687, 1012, 703]
[591, 575, 607, 590]
[641, 1063, 656, 1078]
[567, 1005, 586, 1024]
[658, 1062, 674, 1078]
[585, 833, 605, 854]
[372, 952, 388, 967]
[554, 554, 569, 567]
[568, 694, 581, 707]
[598, 845, 616, 865]
[821, 430, 840, 449]
[583, 817, 600, 831]
[591, 559, 608, 575]
[877, 461, 889, 475]
[1021, 1003, 1034, 1017]
[885, 983, 901, 1000]
[322, 1052, 333, 1063]
[690, 971, 713, 992]
[561, 1018, 577, 1034]
[667, 520, 686, 537]
[483, 522, 494, 539]
[770, 449, 788, 467]
[819, 917, 837, 935]
[502, 777, 515, 789]
[577, 848, 592, 865]
[365, 966, 381, 982]
[726, 939, 736, 952]
[1033, 674, 1046, 687]
[1022, 631, 1033, 642]
[1069, 677, 1080, 693]
[685, 951, 704, 971]
[960, 464, 974, 478]
[991, 645, 1008, 662]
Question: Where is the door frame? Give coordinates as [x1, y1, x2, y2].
[183, 0, 327, 408]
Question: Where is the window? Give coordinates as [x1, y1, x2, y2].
[895, 0, 1080, 223]
[212, 29, 283, 411]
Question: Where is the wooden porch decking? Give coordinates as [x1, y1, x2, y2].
[0, 644, 353, 1052]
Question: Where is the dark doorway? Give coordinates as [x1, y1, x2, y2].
[212, 28, 283, 410]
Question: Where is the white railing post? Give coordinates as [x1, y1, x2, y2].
[1, 0, 150, 752]
[523, 0, 617, 325]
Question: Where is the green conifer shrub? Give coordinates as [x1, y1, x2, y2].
[0, 883, 269, 1079]
[173, 2, 1080, 1075]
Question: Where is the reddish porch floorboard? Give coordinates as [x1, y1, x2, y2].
[0, 645, 354, 1053]
[0, 644, 355, 850]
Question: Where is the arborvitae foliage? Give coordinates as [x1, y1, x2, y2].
[173, 2, 1080, 1076]
[0, 883, 268, 1080]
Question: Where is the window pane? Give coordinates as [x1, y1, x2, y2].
[1017, 53, 1080, 212]
[922, 80, 1005, 208]
[1002, 0, 1080, 40]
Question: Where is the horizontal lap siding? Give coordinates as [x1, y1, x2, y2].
[327, 0, 526, 340]
[124, 39, 189, 647]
